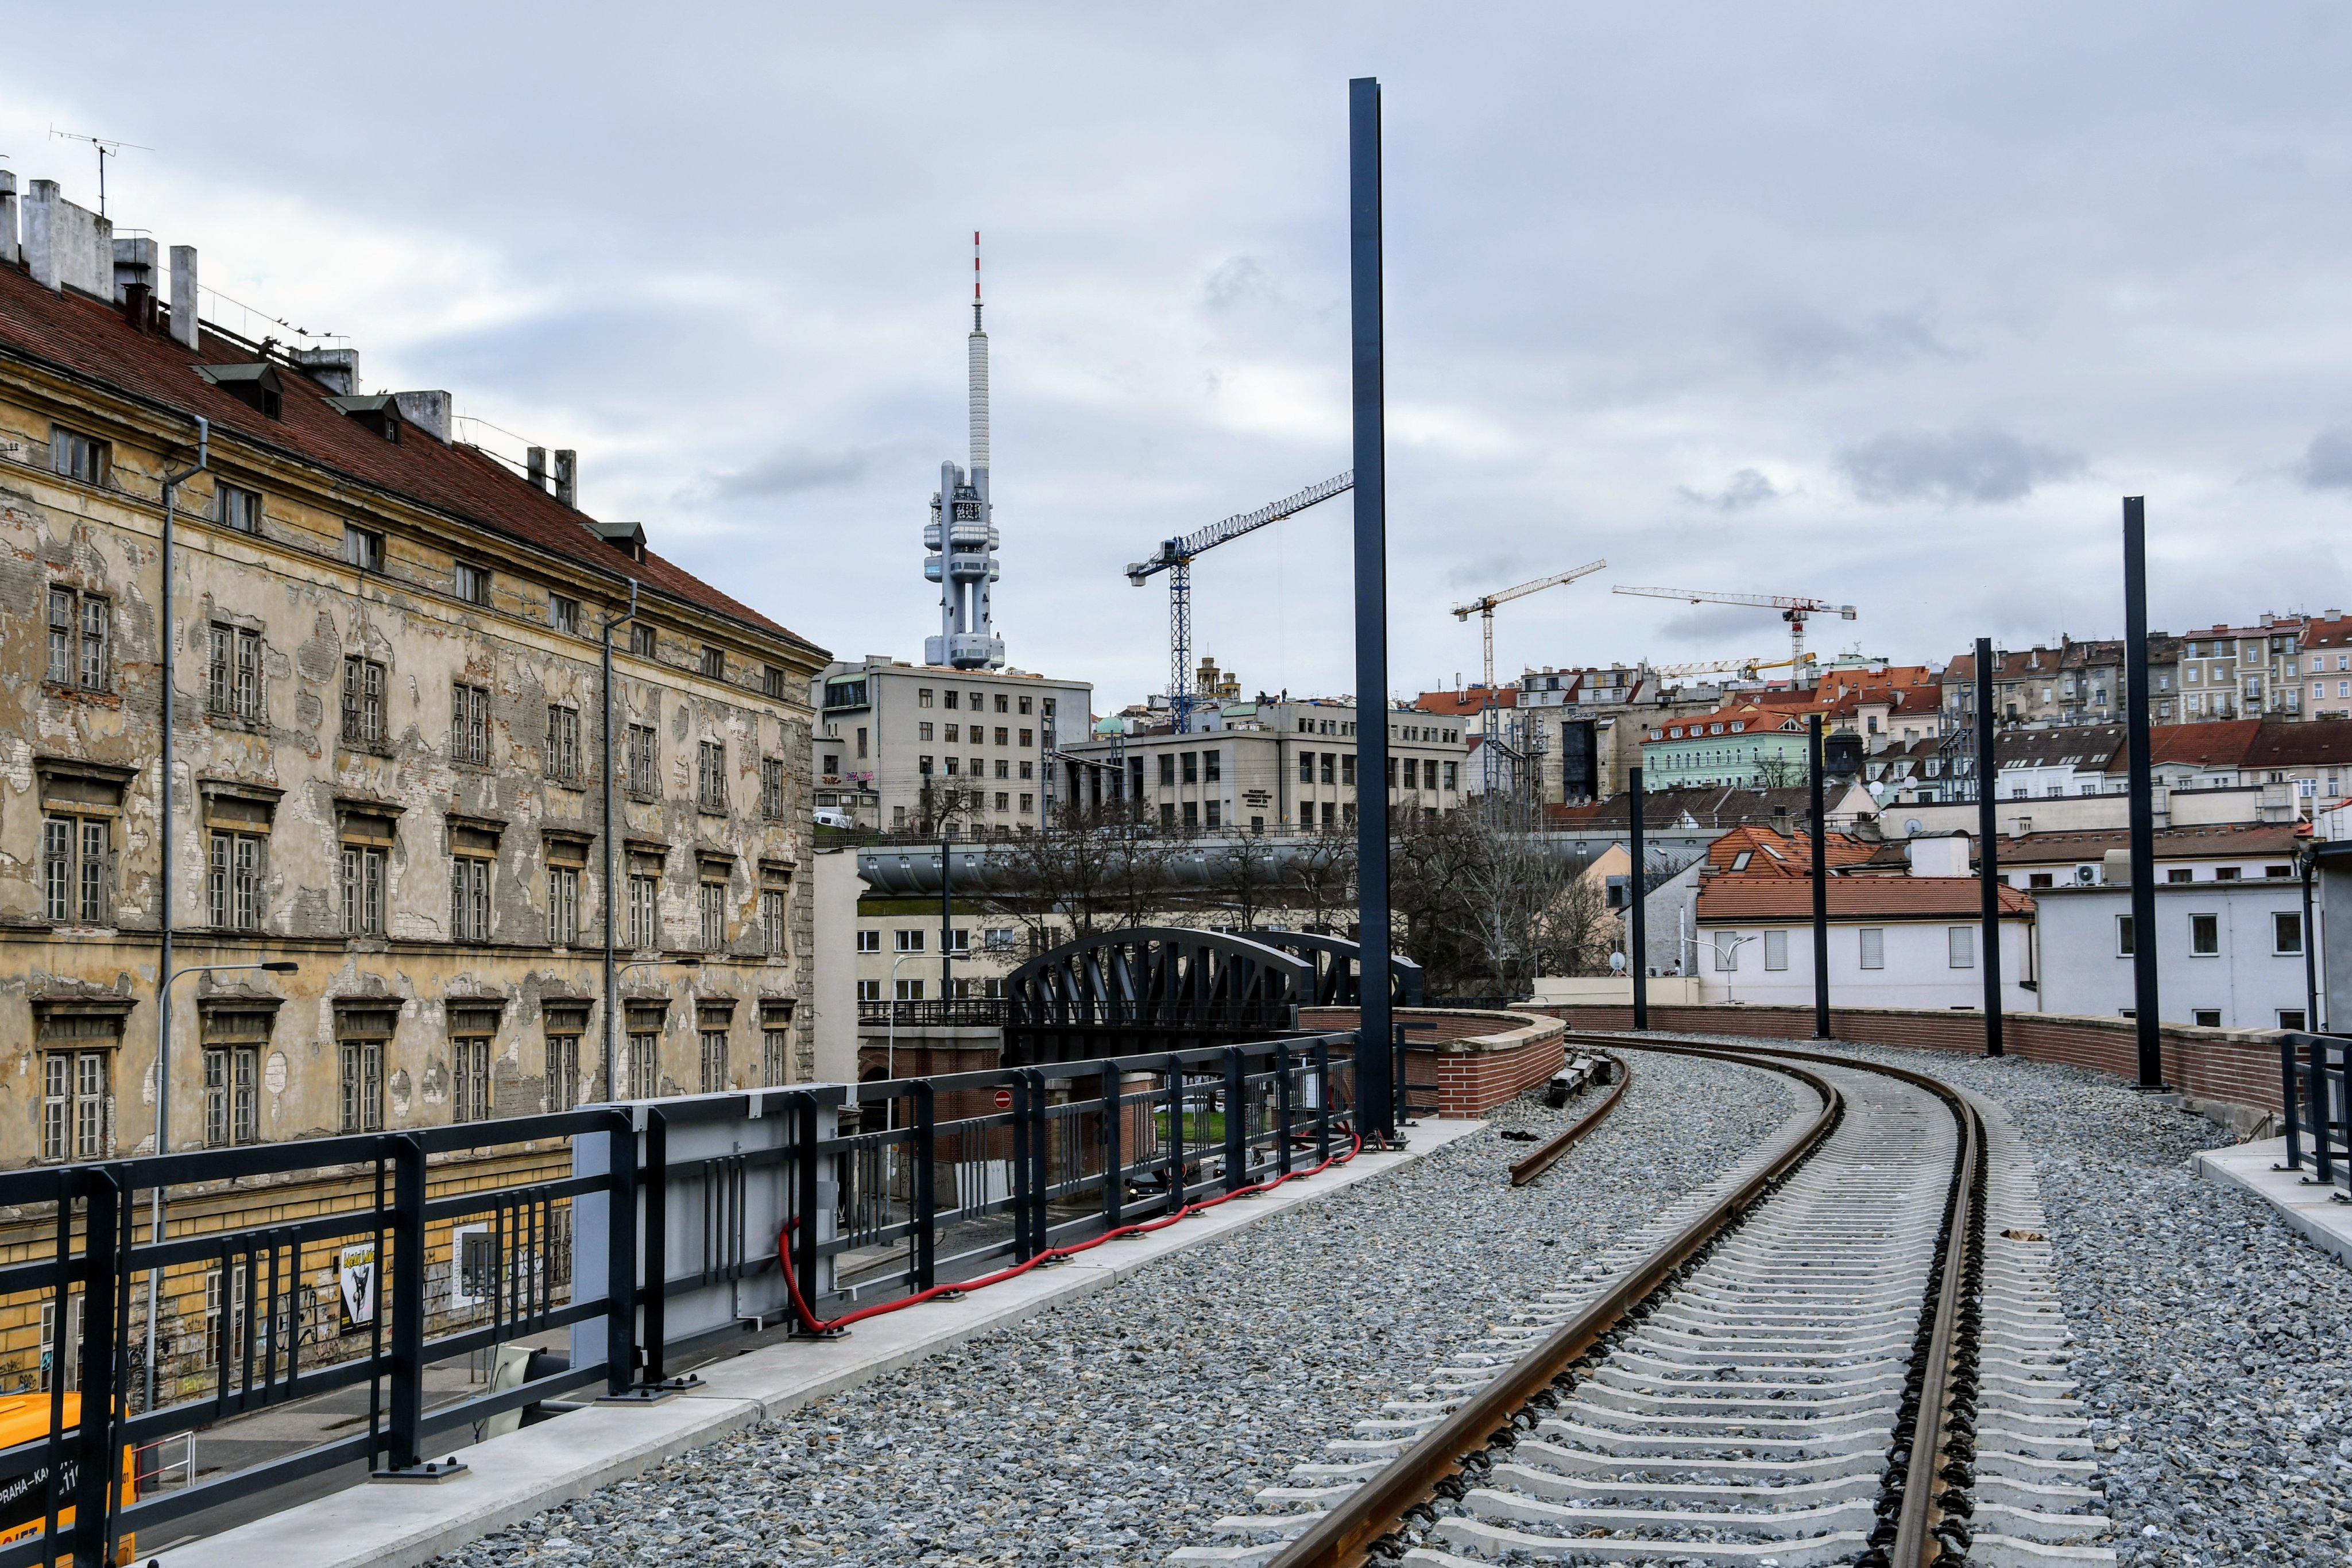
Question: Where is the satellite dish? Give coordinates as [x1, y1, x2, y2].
[1904, 818, 1925, 837]
[1609, 951, 1627, 973]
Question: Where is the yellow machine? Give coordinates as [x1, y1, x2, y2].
[0, 1393, 137, 1565]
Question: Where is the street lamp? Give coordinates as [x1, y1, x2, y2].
[144, 958, 296, 1413]
[609, 954, 700, 1101]
[883, 948, 957, 1110]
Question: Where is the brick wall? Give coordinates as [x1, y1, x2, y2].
[1301, 1007, 1568, 1118]
[1527, 1002, 2283, 1117]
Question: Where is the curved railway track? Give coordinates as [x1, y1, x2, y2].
[1172, 1040, 2114, 1568]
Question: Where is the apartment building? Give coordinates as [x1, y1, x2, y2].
[1940, 638, 2176, 727]
[1638, 705, 1815, 791]
[0, 177, 825, 1165]
[813, 656, 1092, 835]
[2171, 618, 2307, 721]
[2301, 613, 2352, 720]
[1057, 698, 1471, 830]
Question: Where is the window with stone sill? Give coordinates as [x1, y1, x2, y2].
[47, 587, 110, 693]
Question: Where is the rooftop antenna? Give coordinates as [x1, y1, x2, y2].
[50, 127, 153, 217]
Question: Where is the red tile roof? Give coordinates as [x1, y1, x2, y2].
[1705, 823, 1877, 876]
[2240, 717, 2352, 770]
[1415, 688, 1518, 716]
[1996, 822, 2305, 864]
[0, 262, 814, 650]
[1696, 876, 2034, 921]
[2148, 719, 2261, 769]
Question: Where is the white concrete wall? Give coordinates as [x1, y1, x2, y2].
[810, 850, 865, 1083]
[1695, 917, 2038, 1013]
[2036, 882, 2312, 1031]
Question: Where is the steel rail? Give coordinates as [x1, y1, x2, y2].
[1505, 1052, 1630, 1187]
[1572, 1035, 1988, 1568]
[1266, 1046, 1844, 1568]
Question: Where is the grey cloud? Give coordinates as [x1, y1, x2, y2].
[703, 444, 878, 501]
[1205, 256, 1281, 313]
[1680, 467, 1780, 511]
[1837, 428, 2086, 506]
[2298, 428, 2352, 490]
[1734, 304, 1953, 379]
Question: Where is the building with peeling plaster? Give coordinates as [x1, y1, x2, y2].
[0, 174, 830, 1168]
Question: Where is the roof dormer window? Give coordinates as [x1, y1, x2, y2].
[327, 394, 404, 443]
[195, 362, 285, 420]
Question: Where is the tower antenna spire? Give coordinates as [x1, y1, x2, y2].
[925, 231, 1005, 671]
[973, 229, 983, 331]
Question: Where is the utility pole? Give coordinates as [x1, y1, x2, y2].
[1975, 637, 2004, 1056]
[2122, 498, 2164, 1087]
[1349, 76, 1394, 1143]
[1809, 713, 1829, 1040]
[1629, 766, 1649, 1032]
[599, 580, 640, 1099]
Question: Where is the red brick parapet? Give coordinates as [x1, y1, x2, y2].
[1300, 1006, 1569, 1118]
[1520, 1001, 2283, 1121]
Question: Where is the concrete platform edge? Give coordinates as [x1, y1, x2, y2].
[157, 1118, 1486, 1568]
[2191, 1136, 2352, 1268]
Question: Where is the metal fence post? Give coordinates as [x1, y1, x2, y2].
[1026, 1069, 1050, 1252]
[1100, 1062, 1124, 1233]
[640, 1108, 668, 1385]
[70, 1170, 119, 1568]
[793, 1093, 822, 1323]
[1165, 1058, 1187, 1217]
[1313, 1040, 1332, 1164]
[2312, 1042, 2336, 1186]
[388, 1134, 427, 1470]
[603, 1113, 638, 1396]
[1222, 1048, 1248, 1191]
[1275, 1043, 1294, 1178]
[1010, 1073, 1036, 1259]
[912, 1082, 937, 1292]
[2283, 1037, 2305, 1171]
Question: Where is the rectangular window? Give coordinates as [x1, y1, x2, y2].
[628, 724, 659, 795]
[700, 645, 725, 680]
[43, 815, 110, 924]
[895, 978, 924, 1001]
[51, 427, 109, 485]
[343, 524, 385, 571]
[2167, 868, 2194, 884]
[451, 684, 489, 765]
[2215, 866, 2241, 881]
[208, 624, 263, 719]
[699, 1030, 729, 1093]
[628, 624, 656, 658]
[1713, 930, 1740, 971]
[1444, 762, 1459, 790]
[545, 705, 581, 781]
[2274, 911, 2304, 955]
[1859, 928, 1885, 970]
[919, 722, 935, 742]
[918, 688, 934, 707]
[451, 854, 492, 943]
[341, 843, 386, 935]
[2193, 1009, 2222, 1029]
[545, 1034, 579, 1112]
[763, 664, 786, 699]
[203, 1047, 258, 1147]
[1159, 754, 1176, 787]
[699, 878, 726, 950]
[1763, 930, 1788, 970]
[761, 757, 787, 819]
[2281, 1009, 2310, 1032]
[995, 790, 1010, 810]
[697, 740, 728, 810]
[1321, 754, 1337, 785]
[856, 979, 881, 1002]
[1205, 800, 1222, 829]
[763, 1027, 788, 1086]
[342, 657, 386, 746]
[1339, 754, 1356, 787]
[1204, 749, 1222, 783]
[340, 1039, 384, 1133]
[41, 1051, 106, 1162]
[221, 484, 263, 534]
[761, 888, 787, 958]
[451, 1039, 492, 1122]
[1181, 752, 1198, 784]
[547, 865, 581, 945]
[454, 562, 490, 605]
[856, 929, 881, 953]
[626, 1032, 661, 1099]
[47, 587, 72, 684]
[2189, 913, 2219, 956]
[550, 594, 580, 634]
[208, 831, 262, 930]
[1948, 926, 1975, 969]
[895, 928, 924, 953]
[1020, 792, 1034, 812]
[628, 874, 659, 950]
[2117, 913, 2135, 957]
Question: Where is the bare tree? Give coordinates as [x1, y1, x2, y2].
[976, 800, 1174, 954]
[1281, 825, 1359, 936]
[1752, 754, 1798, 789]
[1206, 827, 1284, 931]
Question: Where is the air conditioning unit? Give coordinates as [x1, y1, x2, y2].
[2074, 865, 2096, 886]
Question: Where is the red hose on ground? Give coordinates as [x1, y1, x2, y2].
[776, 1132, 1364, 1335]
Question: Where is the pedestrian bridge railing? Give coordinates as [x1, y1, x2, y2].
[2280, 1031, 2352, 1191]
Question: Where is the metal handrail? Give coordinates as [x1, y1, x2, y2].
[2280, 1031, 2352, 1188]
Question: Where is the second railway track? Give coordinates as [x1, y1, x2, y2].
[1174, 1041, 2114, 1568]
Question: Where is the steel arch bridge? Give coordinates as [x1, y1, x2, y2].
[1243, 928, 1425, 1009]
[1003, 928, 1316, 1066]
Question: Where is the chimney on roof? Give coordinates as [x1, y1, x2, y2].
[553, 449, 577, 508]
[111, 237, 156, 303]
[24, 180, 58, 291]
[527, 447, 547, 491]
[169, 245, 200, 350]
[391, 390, 450, 443]
[0, 172, 15, 268]
[291, 348, 359, 396]
[120, 282, 156, 335]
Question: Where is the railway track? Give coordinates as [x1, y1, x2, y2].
[1171, 1041, 2114, 1568]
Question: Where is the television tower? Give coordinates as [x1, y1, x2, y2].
[924, 233, 1005, 669]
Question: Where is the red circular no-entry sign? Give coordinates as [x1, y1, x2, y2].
[993, 1089, 1014, 1110]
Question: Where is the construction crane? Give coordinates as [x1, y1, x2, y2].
[1612, 584, 1856, 669]
[1645, 652, 1810, 683]
[1127, 473, 1353, 732]
[1450, 560, 1606, 796]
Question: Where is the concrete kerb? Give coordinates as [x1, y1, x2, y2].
[157, 1119, 1486, 1568]
[2190, 1135, 2352, 1269]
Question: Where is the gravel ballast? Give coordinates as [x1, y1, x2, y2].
[1639, 1031, 2346, 1568]
[430, 1052, 1812, 1568]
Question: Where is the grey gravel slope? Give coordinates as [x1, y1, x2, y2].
[431, 1052, 1810, 1568]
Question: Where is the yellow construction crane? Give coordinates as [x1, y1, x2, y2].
[1613, 584, 1856, 668]
[1450, 560, 1606, 795]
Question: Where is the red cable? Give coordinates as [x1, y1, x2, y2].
[775, 1132, 1363, 1334]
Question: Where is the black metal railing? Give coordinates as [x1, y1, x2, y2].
[856, 1000, 1010, 1027]
[0, 1029, 1362, 1568]
[2280, 1032, 2352, 1190]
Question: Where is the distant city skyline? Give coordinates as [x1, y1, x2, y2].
[10, 4, 2352, 711]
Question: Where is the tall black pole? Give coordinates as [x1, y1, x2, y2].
[1349, 77, 1394, 1141]
[941, 831, 953, 1006]
[1628, 766, 1649, 1031]
[1809, 713, 1829, 1039]
[1975, 637, 2005, 1056]
[2122, 499, 2164, 1085]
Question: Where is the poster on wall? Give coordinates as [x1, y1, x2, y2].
[338, 1242, 376, 1334]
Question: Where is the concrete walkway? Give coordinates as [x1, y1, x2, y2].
[2191, 1135, 2352, 1266]
[156, 1120, 1484, 1568]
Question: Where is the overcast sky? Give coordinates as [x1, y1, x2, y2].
[11, 4, 2352, 711]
